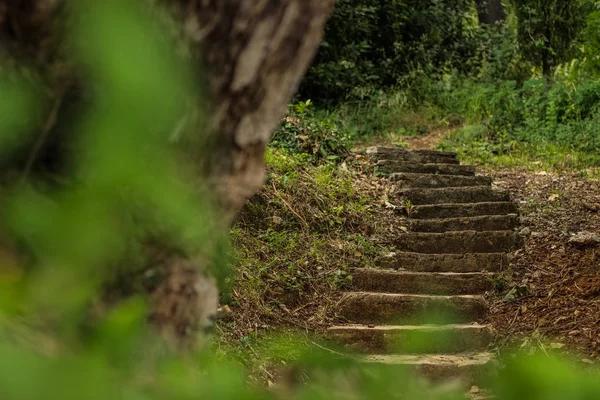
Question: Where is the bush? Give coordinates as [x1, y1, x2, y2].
[300, 0, 481, 102]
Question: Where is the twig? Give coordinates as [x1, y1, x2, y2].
[21, 89, 65, 183]
[271, 181, 309, 231]
[309, 340, 346, 358]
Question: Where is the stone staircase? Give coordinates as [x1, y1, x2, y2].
[329, 147, 523, 386]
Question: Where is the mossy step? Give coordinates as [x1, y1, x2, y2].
[379, 252, 508, 273]
[400, 186, 510, 205]
[395, 231, 523, 254]
[361, 352, 496, 387]
[377, 161, 475, 176]
[350, 269, 493, 295]
[409, 215, 520, 233]
[391, 173, 493, 189]
[409, 202, 519, 219]
[337, 292, 487, 325]
[363, 147, 459, 164]
[327, 323, 493, 354]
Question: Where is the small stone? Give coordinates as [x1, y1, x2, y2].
[569, 232, 600, 247]
[216, 305, 233, 321]
[470, 386, 480, 394]
[272, 216, 283, 225]
[582, 201, 599, 212]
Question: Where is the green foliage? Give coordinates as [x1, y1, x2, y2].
[300, 0, 480, 101]
[511, 0, 592, 75]
[272, 100, 350, 162]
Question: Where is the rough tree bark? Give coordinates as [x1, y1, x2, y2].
[0, 0, 333, 349]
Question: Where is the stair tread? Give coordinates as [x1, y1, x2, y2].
[409, 202, 519, 219]
[377, 161, 476, 176]
[362, 352, 495, 366]
[379, 252, 508, 273]
[409, 214, 519, 232]
[346, 292, 485, 299]
[351, 268, 495, 277]
[395, 230, 523, 254]
[363, 147, 460, 164]
[391, 173, 492, 188]
[401, 186, 510, 205]
[329, 323, 491, 331]
[364, 147, 458, 158]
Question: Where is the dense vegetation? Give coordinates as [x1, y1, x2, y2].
[281, 0, 600, 170]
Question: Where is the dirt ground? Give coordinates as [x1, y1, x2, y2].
[485, 167, 600, 361]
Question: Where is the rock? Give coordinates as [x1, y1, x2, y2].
[582, 201, 599, 212]
[569, 231, 600, 247]
[519, 227, 531, 236]
[216, 305, 233, 321]
[470, 386, 480, 394]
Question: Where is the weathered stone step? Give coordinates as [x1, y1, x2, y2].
[395, 231, 523, 254]
[350, 269, 493, 295]
[379, 252, 508, 273]
[409, 202, 519, 219]
[377, 161, 475, 176]
[338, 292, 487, 325]
[401, 187, 510, 205]
[328, 324, 493, 354]
[392, 173, 493, 189]
[410, 215, 520, 233]
[361, 352, 495, 387]
[364, 147, 459, 164]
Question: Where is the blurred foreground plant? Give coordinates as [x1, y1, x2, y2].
[0, 1, 598, 400]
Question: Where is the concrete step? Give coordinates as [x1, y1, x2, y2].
[379, 252, 508, 273]
[391, 173, 493, 189]
[361, 352, 496, 387]
[395, 231, 523, 254]
[364, 147, 459, 164]
[337, 292, 487, 325]
[377, 161, 476, 176]
[328, 324, 493, 354]
[350, 269, 493, 295]
[409, 202, 519, 219]
[401, 187, 510, 205]
[410, 215, 520, 233]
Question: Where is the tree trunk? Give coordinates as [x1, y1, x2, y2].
[149, 0, 334, 349]
[0, 0, 333, 349]
[476, 0, 506, 26]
